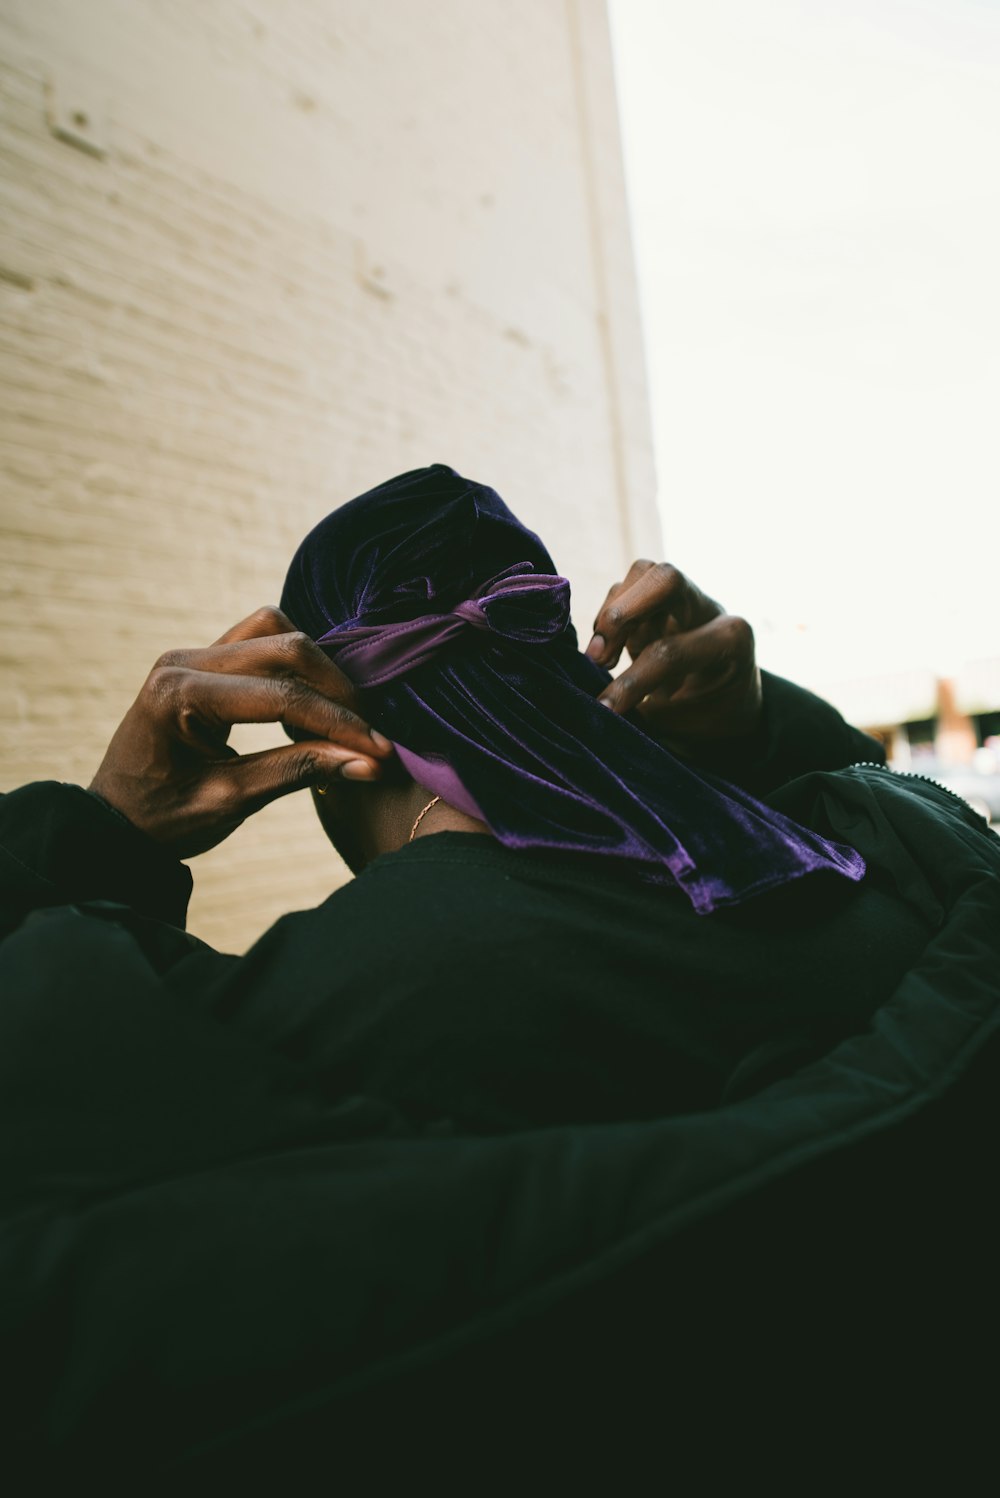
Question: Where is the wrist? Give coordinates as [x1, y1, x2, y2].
[1, 782, 193, 929]
[85, 785, 143, 832]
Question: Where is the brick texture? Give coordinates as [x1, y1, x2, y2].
[0, 0, 658, 952]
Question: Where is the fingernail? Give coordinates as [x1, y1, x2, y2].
[341, 760, 377, 781]
[369, 730, 393, 752]
[597, 694, 615, 709]
[586, 633, 606, 662]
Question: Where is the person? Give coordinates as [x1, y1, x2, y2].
[1, 465, 997, 1488]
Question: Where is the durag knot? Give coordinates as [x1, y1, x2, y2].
[317, 562, 571, 687]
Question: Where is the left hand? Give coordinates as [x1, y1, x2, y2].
[586, 560, 762, 744]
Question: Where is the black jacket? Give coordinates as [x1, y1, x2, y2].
[2, 674, 998, 1488]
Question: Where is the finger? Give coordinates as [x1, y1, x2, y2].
[197, 740, 386, 824]
[149, 667, 385, 758]
[622, 614, 669, 663]
[233, 740, 385, 792]
[585, 562, 656, 665]
[584, 581, 625, 661]
[589, 562, 688, 668]
[212, 605, 299, 647]
[598, 614, 749, 716]
[598, 636, 691, 716]
[152, 634, 392, 752]
[623, 603, 698, 665]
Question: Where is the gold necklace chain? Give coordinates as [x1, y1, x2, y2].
[409, 794, 442, 842]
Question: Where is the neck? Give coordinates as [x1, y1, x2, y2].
[409, 794, 493, 844]
[315, 779, 494, 875]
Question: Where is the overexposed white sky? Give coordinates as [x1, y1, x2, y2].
[608, 0, 999, 693]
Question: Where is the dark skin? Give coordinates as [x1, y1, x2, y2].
[90, 564, 759, 871]
[588, 559, 762, 748]
[310, 756, 493, 876]
[90, 606, 395, 860]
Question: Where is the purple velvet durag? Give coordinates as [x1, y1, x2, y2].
[280, 464, 864, 913]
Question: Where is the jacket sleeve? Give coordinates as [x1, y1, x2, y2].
[673, 670, 887, 798]
[0, 781, 193, 938]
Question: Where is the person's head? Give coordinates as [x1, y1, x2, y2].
[280, 463, 583, 870]
[280, 463, 864, 912]
[281, 463, 598, 871]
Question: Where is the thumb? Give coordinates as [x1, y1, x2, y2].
[211, 739, 383, 814]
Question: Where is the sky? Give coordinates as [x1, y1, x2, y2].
[607, 0, 999, 701]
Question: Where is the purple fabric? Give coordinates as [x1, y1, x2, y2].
[315, 563, 570, 687]
[281, 464, 865, 913]
[391, 745, 486, 821]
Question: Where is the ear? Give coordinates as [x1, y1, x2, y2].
[311, 781, 370, 874]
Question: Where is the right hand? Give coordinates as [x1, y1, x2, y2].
[585, 560, 762, 744]
[89, 606, 394, 858]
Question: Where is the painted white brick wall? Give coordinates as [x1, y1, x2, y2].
[0, 0, 658, 952]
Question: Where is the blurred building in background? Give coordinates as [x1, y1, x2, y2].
[0, 0, 658, 951]
[751, 605, 1000, 827]
[826, 657, 1000, 825]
